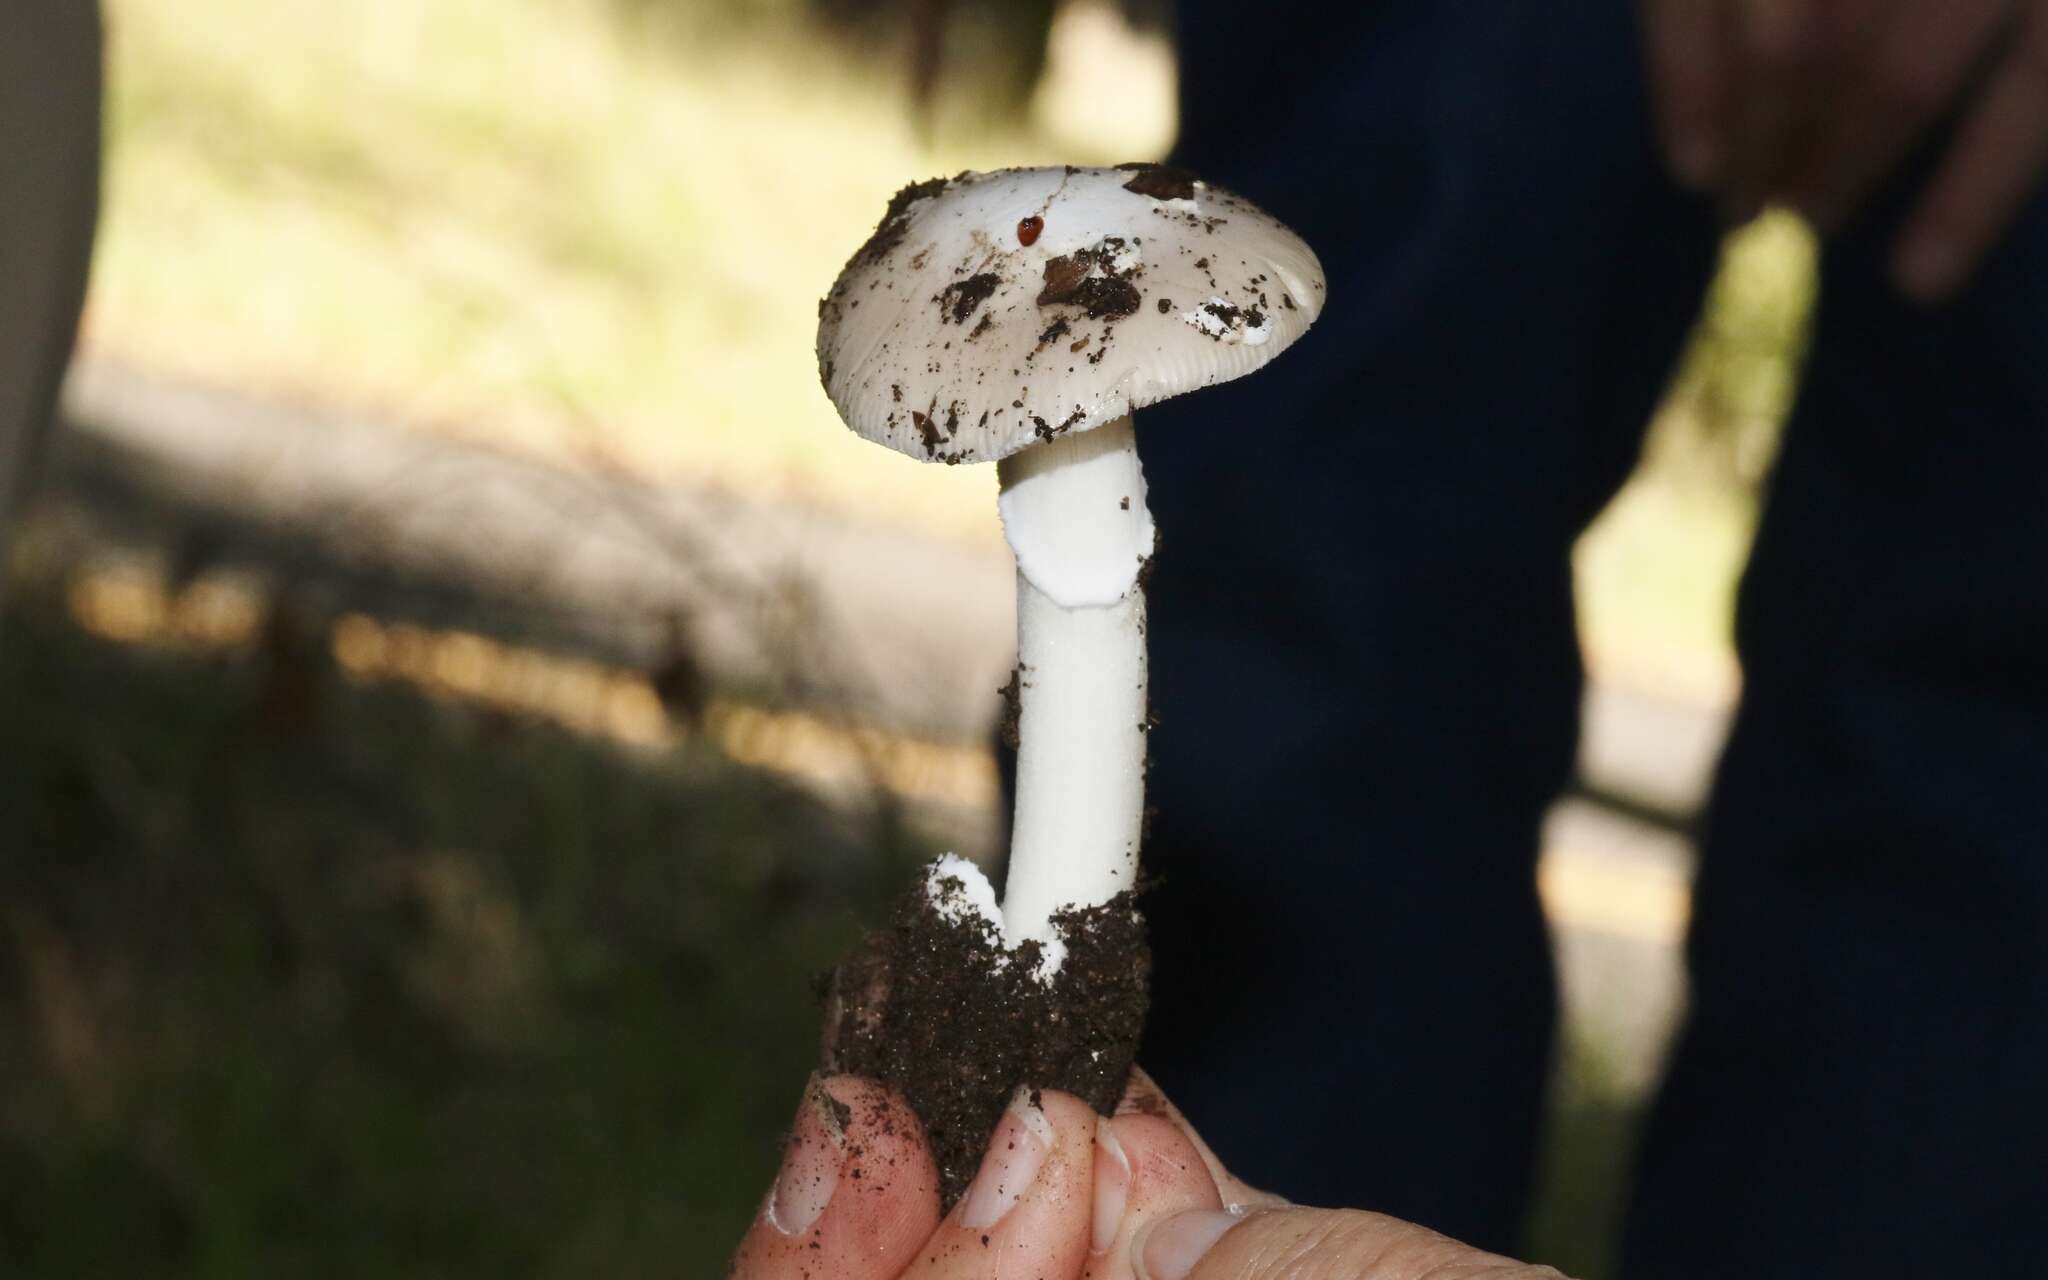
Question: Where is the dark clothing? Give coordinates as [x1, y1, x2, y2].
[1626, 167, 2048, 1277]
[1139, 1, 2048, 1273]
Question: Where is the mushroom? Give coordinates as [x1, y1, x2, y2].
[816, 164, 1325, 968]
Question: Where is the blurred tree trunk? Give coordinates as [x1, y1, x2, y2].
[0, 2, 100, 591]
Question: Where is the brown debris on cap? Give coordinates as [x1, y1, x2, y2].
[1116, 161, 1199, 202]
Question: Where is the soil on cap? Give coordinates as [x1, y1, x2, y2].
[938, 273, 1001, 325]
[1036, 238, 1143, 321]
[1186, 299, 1268, 343]
[1116, 162, 1199, 202]
[850, 176, 949, 269]
[819, 875, 1151, 1208]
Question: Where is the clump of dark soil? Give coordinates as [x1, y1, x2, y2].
[996, 668, 1022, 749]
[1116, 162, 1198, 202]
[937, 273, 1001, 325]
[820, 874, 1150, 1208]
[1036, 238, 1143, 321]
[850, 176, 949, 268]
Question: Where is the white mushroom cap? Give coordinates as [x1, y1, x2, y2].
[816, 165, 1326, 463]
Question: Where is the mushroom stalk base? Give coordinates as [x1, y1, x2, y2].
[995, 414, 1151, 955]
[822, 866, 1149, 1208]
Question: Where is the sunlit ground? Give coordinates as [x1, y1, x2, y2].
[89, 0, 1811, 694]
[90, 0, 1177, 547]
[64, 563, 1000, 813]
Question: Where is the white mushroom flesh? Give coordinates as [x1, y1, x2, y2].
[996, 414, 1151, 954]
[817, 165, 1326, 973]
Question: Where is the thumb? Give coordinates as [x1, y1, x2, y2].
[1132, 1205, 1565, 1280]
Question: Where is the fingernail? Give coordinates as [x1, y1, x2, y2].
[959, 1086, 1054, 1230]
[1896, 236, 1960, 302]
[768, 1078, 848, 1236]
[1138, 1208, 1242, 1280]
[1091, 1117, 1132, 1254]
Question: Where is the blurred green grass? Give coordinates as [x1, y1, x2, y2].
[1522, 1036, 1648, 1279]
[0, 584, 935, 1276]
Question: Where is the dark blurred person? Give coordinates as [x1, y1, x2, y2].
[0, 2, 101, 596]
[1137, 1, 2048, 1275]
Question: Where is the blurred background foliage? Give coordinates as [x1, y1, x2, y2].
[1660, 210, 1817, 491]
[88, 0, 1813, 687]
[7, 0, 1816, 1274]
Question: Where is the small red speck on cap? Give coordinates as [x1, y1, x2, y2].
[1017, 216, 1044, 247]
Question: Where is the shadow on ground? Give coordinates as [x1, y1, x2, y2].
[0, 568, 1648, 1277]
[0, 582, 933, 1277]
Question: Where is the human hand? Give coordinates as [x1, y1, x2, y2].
[727, 1071, 1225, 1280]
[1643, 0, 2048, 301]
[728, 1069, 1565, 1279]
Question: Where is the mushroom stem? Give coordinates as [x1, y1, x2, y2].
[995, 414, 1153, 957]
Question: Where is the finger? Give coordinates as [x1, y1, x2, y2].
[1753, 0, 1894, 208]
[1080, 1111, 1224, 1279]
[729, 1075, 943, 1280]
[1136, 1206, 1557, 1280]
[1791, 0, 2010, 230]
[1724, 0, 1826, 217]
[1894, 15, 2048, 301]
[1118, 1067, 1285, 1213]
[1645, 0, 1737, 188]
[903, 1086, 1098, 1280]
